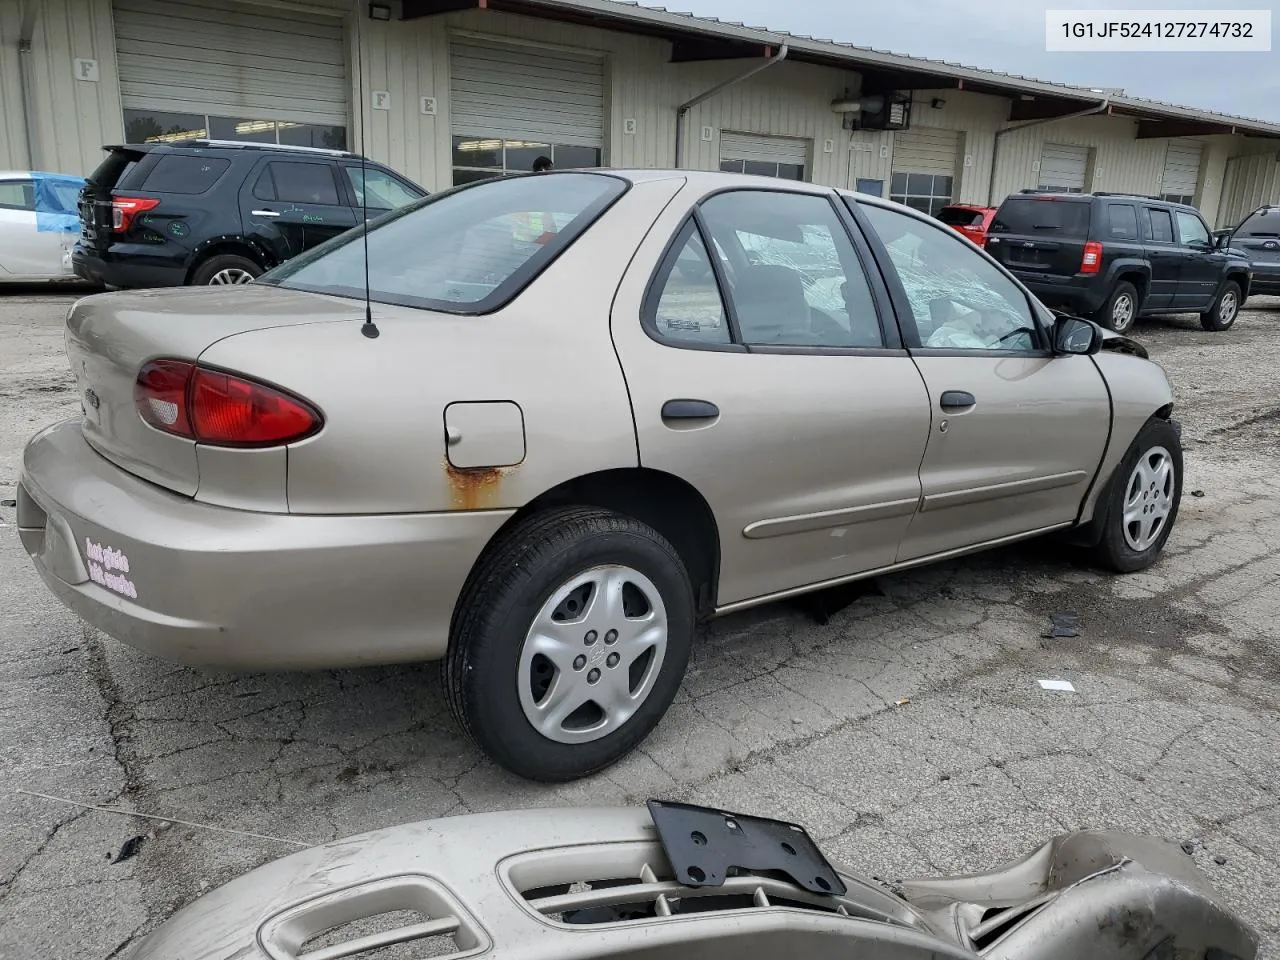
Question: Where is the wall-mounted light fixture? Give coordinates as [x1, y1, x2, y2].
[930, 97, 946, 109]
[368, 3, 392, 20]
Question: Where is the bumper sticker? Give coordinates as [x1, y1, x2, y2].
[85, 537, 138, 600]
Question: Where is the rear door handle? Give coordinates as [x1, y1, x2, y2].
[251, 209, 281, 217]
[661, 399, 720, 421]
[939, 390, 976, 411]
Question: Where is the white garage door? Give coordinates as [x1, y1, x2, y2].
[450, 41, 604, 184]
[1038, 143, 1090, 192]
[719, 132, 808, 180]
[1161, 141, 1203, 205]
[891, 128, 960, 215]
[113, 0, 348, 148]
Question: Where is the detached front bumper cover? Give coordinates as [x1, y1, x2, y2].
[124, 803, 1258, 960]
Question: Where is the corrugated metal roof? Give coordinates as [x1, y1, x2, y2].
[523, 0, 1280, 137]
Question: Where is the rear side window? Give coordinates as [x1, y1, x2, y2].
[140, 155, 231, 195]
[0, 180, 34, 210]
[937, 207, 983, 227]
[261, 172, 626, 314]
[89, 150, 142, 190]
[1237, 208, 1280, 237]
[1145, 208, 1174, 243]
[255, 162, 342, 205]
[990, 198, 1091, 237]
[1105, 203, 1139, 240]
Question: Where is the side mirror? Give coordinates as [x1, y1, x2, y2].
[1052, 314, 1103, 356]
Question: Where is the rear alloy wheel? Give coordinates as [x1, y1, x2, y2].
[1096, 281, 1139, 333]
[444, 506, 694, 782]
[191, 253, 263, 286]
[1092, 418, 1182, 573]
[1200, 280, 1241, 331]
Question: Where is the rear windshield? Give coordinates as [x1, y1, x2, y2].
[937, 207, 983, 227]
[1237, 208, 1280, 237]
[261, 172, 626, 314]
[88, 149, 143, 190]
[990, 197, 1091, 237]
[141, 154, 232, 195]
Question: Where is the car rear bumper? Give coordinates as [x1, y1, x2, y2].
[73, 246, 186, 289]
[18, 419, 512, 670]
[1012, 273, 1106, 314]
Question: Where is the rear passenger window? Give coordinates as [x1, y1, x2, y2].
[258, 162, 342, 205]
[698, 191, 886, 348]
[140, 155, 231, 195]
[0, 180, 34, 210]
[649, 226, 732, 344]
[1146, 208, 1174, 243]
[1106, 204, 1138, 240]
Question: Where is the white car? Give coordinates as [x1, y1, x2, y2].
[0, 171, 85, 283]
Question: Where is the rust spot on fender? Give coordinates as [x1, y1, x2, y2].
[443, 459, 511, 511]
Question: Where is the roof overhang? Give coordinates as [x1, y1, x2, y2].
[399, 0, 1280, 140]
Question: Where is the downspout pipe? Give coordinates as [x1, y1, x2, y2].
[675, 43, 789, 168]
[17, 0, 41, 170]
[987, 97, 1110, 205]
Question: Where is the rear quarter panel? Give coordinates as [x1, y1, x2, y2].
[198, 176, 688, 515]
[1078, 351, 1175, 524]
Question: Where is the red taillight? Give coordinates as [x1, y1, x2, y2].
[1080, 241, 1103, 274]
[134, 360, 322, 447]
[112, 196, 161, 233]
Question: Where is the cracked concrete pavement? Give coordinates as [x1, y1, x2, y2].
[1, 288, 1278, 958]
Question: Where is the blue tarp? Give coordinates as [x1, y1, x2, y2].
[32, 172, 85, 234]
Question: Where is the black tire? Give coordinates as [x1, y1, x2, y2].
[1199, 280, 1241, 331]
[1092, 418, 1183, 574]
[443, 506, 695, 782]
[190, 253, 263, 286]
[1095, 281, 1140, 333]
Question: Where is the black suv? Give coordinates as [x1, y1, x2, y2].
[986, 191, 1252, 333]
[1215, 205, 1280, 299]
[73, 140, 426, 289]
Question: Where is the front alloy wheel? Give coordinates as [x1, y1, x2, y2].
[1093, 417, 1183, 573]
[1121, 446, 1175, 552]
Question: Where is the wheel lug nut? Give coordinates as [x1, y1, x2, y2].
[573, 655, 587, 670]
[587, 668, 601, 684]
[605, 629, 618, 645]
[584, 630, 598, 645]
[607, 652, 620, 668]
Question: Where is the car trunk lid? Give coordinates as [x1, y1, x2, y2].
[66, 284, 361, 496]
[987, 196, 1092, 275]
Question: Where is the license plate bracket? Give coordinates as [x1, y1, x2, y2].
[646, 799, 846, 895]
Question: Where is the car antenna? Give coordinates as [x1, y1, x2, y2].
[355, 6, 378, 340]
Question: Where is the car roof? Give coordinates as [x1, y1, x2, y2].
[106, 140, 366, 161]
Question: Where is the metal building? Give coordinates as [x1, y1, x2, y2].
[2, 0, 1279, 226]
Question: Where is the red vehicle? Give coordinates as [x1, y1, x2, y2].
[937, 204, 997, 246]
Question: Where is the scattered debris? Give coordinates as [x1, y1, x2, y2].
[112, 835, 146, 864]
[895, 698, 911, 706]
[1214, 854, 1228, 865]
[1038, 679, 1077, 692]
[791, 717, 803, 725]
[939, 773, 951, 781]
[1181, 841, 1196, 855]
[1043, 611, 1081, 639]
[1190, 490, 1205, 498]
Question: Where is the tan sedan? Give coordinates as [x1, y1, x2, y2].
[18, 170, 1182, 781]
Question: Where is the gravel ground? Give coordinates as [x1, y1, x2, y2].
[1, 287, 1277, 959]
